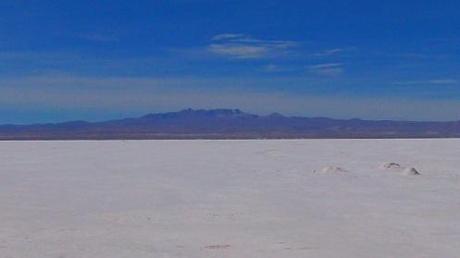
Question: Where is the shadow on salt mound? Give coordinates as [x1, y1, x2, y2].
[402, 167, 421, 176]
[315, 166, 349, 175]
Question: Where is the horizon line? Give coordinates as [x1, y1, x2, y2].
[2, 108, 460, 126]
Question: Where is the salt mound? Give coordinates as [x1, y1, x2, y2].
[380, 162, 402, 169]
[379, 162, 421, 176]
[402, 167, 421, 176]
[317, 166, 349, 174]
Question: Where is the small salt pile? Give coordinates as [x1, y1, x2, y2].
[316, 166, 349, 174]
[379, 162, 421, 176]
[380, 162, 402, 169]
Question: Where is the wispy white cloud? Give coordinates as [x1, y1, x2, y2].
[260, 64, 301, 73]
[307, 63, 344, 77]
[209, 44, 270, 59]
[208, 34, 299, 59]
[393, 79, 458, 85]
[313, 48, 345, 57]
[211, 33, 246, 41]
[312, 47, 358, 57]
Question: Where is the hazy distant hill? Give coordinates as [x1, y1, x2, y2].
[1, 108, 460, 140]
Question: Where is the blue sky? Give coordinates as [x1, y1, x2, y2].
[1, 0, 459, 123]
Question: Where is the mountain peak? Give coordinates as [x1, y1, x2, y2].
[179, 108, 245, 114]
[268, 112, 285, 118]
[141, 108, 252, 120]
[175, 108, 251, 118]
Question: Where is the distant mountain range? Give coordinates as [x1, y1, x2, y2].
[1, 108, 460, 140]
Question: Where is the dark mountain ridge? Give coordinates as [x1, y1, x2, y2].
[1, 108, 460, 140]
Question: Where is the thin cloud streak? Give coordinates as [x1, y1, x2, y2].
[313, 48, 345, 57]
[307, 63, 344, 77]
[393, 79, 458, 85]
[208, 34, 299, 59]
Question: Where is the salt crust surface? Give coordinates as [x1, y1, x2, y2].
[1, 139, 459, 258]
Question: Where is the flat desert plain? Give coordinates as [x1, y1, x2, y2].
[1, 139, 460, 258]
